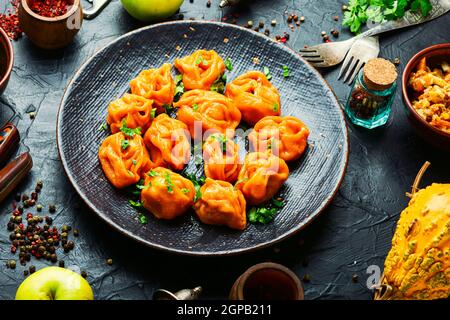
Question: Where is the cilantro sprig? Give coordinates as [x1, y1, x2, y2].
[248, 198, 285, 224]
[183, 173, 205, 202]
[120, 120, 142, 137]
[343, 0, 433, 34]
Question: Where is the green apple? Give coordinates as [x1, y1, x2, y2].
[121, 0, 184, 22]
[15, 267, 94, 300]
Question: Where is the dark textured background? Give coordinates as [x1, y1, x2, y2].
[0, 0, 449, 300]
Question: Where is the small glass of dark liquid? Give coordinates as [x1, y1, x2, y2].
[230, 263, 304, 300]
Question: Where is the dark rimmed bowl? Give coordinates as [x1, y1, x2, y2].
[402, 43, 450, 151]
[0, 27, 14, 95]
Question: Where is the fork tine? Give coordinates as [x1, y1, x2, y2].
[305, 57, 325, 63]
[338, 53, 353, 80]
[343, 58, 359, 83]
[299, 48, 318, 53]
[299, 52, 321, 58]
[346, 60, 365, 84]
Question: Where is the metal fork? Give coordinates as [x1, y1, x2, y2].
[338, 36, 380, 84]
[299, 37, 359, 68]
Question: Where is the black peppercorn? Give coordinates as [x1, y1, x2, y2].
[22, 194, 29, 202]
[23, 270, 29, 276]
[50, 253, 57, 263]
[81, 271, 87, 278]
[59, 260, 65, 268]
[29, 265, 36, 274]
[73, 229, 79, 237]
[49, 204, 56, 213]
[15, 193, 21, 201]
[7, 222, 15, 231]
[45, 216, 53, 225]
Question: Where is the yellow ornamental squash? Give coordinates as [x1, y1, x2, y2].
[375, 163, 450, 300]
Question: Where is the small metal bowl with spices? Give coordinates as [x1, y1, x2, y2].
[18, 0, 83, 50]
[402, 43, 450, 151]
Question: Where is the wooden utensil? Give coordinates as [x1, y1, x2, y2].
[0, 152, 33, 203]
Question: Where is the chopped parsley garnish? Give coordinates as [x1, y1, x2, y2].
[211, 75, 226, 94]
[129, 199, 143, 208]
[195, 54, 207, 65]
[248, 197, 285, 224]
[343, 0, 432, 34]
[132, 159, 137, 165]
[184, 173, 205, 202]
[163, 171, 174, 193]
[147, 169, 158, 177]
[192, 103, 199, 111]
[225, 58, 233, 71]
[273, 103, 279, 112]
[136, 183, 150, 190]
[282, 65, 289, 78]
[98, 123, 108, 131]
[211, 134, 228, 153]
[272, 197, 284, 208]
[263, 66, 272, 80]
[121, 139, 130, 150]
[268, 137, 275, 150]
[163, 104, 175, 113]
[174, 74, 185, 101]
[181, 188, 190, 194]
[138, 213, 148, 224]
[127, 170, 134, 177]
[248, 207, 277, 224]
[150, 108, 156, 119]
[120, 120, 142, 137]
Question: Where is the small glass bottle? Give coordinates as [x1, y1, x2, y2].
[345, 58, 398, 129]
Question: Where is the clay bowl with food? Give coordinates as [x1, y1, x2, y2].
[18, 0, 83, 50]
[402, 43, 450, 151]
[0, 27, 14, 95]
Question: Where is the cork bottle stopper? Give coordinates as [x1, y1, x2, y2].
[363, 58, 398, 91]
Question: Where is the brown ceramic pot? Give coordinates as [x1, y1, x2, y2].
[402, 43, 450, 151]
[18, 0, 83, 50]
[0, 27, 14, 95]
[229, 262, 304, 300]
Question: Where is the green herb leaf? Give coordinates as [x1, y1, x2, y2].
[181, 188, 190, 194]
[224, 58, 233, 71]
[263, 66, 272, 80]
[98, 123, 108, 131]
[210, 75, 226, 94]
[282, 65, 289, 78]
[163, 104, 175, 113]
[272, 197, 284, 208]
[183, 173, 205, 202]
[121, 139, 130, 150]
[174, 74, 185, 101]
[132, 159, 137, 165]
[273, 103, 279, 112]
[120, 120, 142, 137]
[129, 199, 143, 208]
[138, 213, 148, 224]
[248, 207, 277, 224]
[163, 171, 174, 193]
[151, 108, 156, 119]
[147, 169, 158, 177]
[192, 103, 199, 111]
[342, 0, 432, 34]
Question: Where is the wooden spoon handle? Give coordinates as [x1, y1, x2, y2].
[0, 123, 20, 168]
[0, 152, 33, 204]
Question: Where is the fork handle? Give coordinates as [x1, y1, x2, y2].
[361, 5, 450, 38]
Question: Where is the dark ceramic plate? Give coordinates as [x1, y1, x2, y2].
[57, 21, 348, 256]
